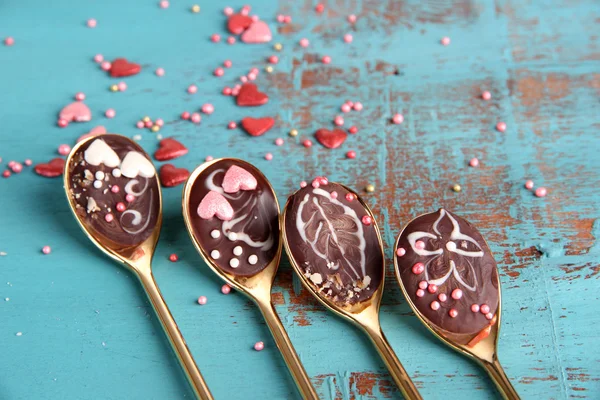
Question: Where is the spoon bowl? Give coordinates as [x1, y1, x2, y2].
[182, 158, 318, 400]
[393, 209, 519, 399]
[64, 134, 213, 400]
[282, 178, 422, 399]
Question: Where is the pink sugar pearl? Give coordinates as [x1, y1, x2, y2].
[343, 34, 353, 43]
[247, 72, 257, 81]
[75, 92, 85, 101]
[181, 111, 190, 120]
[191, 113, 202, 124]
[105, 109, 116, 118]
[322, 55, 332, 64]
[441, 36, 451, 46]
[265, 153, 273, 161]
[214, 67, 224, 77]
[228, 121, 237, 129]
[145, 120, 153, 128]
[2, 170, 10, 178]
[449, 309, 458, 318]
[126, 194, 135, 203]
[428, 284, 438, 294]
[396, 248, 406, 257]
[205, 156, 213, 162]
[111, 185, 120, 193]
[10, 163, 22, 173]
[227, 36, 236, 45]
[299, 38, 309, 48]
[223, 60, 232, 68]
[155, 118, 164, 127]
[240, 76, 248, 83]
[275, 138, 284, 146]
[197, 296, 207, 305]
[223, 7, 233, 16]
[93, 54, 103, 63]
[496, 122, 506, 132]
[300, 181, 307, 188]
[187, 85, 197, 94]
[100, 61, 112, 71]
[353, 102, 363, 111]
[4, 37, 15, 46]
[58, 144, 71, 156]
[222, 87, 232, 96]
[482, 91, 491, 100]
[117, 82, 127, 91]
[221, 284, 231, 294]
[392, 114, 404, 124]
[24, 159, 32, 166]
[438, 293, 447, 302]
[277, 14, 284, 23]
[469, 158, 479, 167]
[315, 3, 325, 13]
[485, 313, 494, 320]
[471, 304, 480, 313]
[254, 341, 264, 351]
[361, 215, 372, 225]
[347, 14, 357, 23]
[268, 55, 279, 64]
[345, 193, 355, 201]
[430, 301, 440, 311]
[416, 289, 425, 297]
[303, 139, 313, 148]
[211, 34, 221, 42]
[87, 19, 97, 28]
[105, 213, 114, 222]
[155, 68, 165, 77]
[250, 67, 259, 75]
[341, 103, 351, 113]
[116, 202, 126, 212]
[412, 262, 425, 275]
[535, 187, 547, 197]
[346, 150, 356, 159]
[334, 116, 344, 126]
[415, 240, 425, 250]
[525, 180, 534, 190]
[57, 119, 68, 128]
[451, 289, 463, 300]
[42, 246, 51, 254]
[480, 304, 490, 314]
[201, 104, 215, 114]
[159, 0, 169, 9]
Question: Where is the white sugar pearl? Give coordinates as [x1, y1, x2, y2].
[211, 230, 220, 239]
[93, 180, 103, 189]
[248, 255, 258, 265]
[112, 168, 122, 178]
[211, 250, 220, 259]
[233, 246, 243, 256]
[95, 171, 105, 180]
[228, 232, 238, 241]
[229, 258, 239, 268]
[446, 242, 457, 251]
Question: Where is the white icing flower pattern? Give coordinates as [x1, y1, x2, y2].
[407, 209, 483, 292]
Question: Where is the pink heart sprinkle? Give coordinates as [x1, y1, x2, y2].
[197, 191, 234, 221]
[59, 102, 92, 122]
[77, 126, 107, 143]
[241, 21, 272, 44]
[222, 165, 257, 193]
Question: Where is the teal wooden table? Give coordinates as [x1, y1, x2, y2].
[1, 1, 598, 399]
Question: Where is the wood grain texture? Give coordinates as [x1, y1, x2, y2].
[0, 0, 598, 399]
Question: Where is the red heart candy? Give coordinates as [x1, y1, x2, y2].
[34, 158, 65, 178]
[154, 138, 188, 161]
[236, 83, 269, 107]
[159, 164, 190, 188]
[241, 117, 275, 137]
[315, 128, 348, 149]
[227, 14, 253, 35]
[110, 58, 141, 77]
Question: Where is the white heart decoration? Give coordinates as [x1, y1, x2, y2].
[120, 151, 155, 179]
[84, 139, 121, 168]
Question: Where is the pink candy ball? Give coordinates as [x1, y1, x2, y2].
[221, 284, 231, 294]
[469, 158, 479, 167]
[100, 61, 112, 71]
[136, 121, 144, 129]
[159, 0, 169, 9]
[187, 85, 197, 94]
[117, 82, 127, 91]
[4, 37, 15, 46]
[223, 60, 232, 68]
[525, 180, 534, 190]
[341, 104, 351, 113]
[254, 341, 264, 351]
[223, 7, 233, 16]
[155, 118, 164, 127]
[105, 213, 114, 222]
[155, 68, 165, 77]
[105, 109, 116, 118]
[228, 121, 237, 129]
[299, 38, 309, 48]
[353, 102, 363, 111]
[201, 104, 214, 114]
[58, 144, 71, 156]
[346, 150, 356, 159]
[392, 114, 404, 124]
[482, 91, 491, 100]
[347, 14, 357, 23]
[535, 187, 547, 198]
[214, 68, 224, 77]
[197, 296, 207, 305]
[275, 138, 284, 146]
[87, 19, 97, 28]
[343, 34, 353, 43]
[264, 153, 273, 161]
[191, 113, 201, 124]
[441, 36, 451, 46]
[42, 246, 51, 254]
[322, 55, 332, 64]
[126, 194, 135, 203]
[268, 55, 279, 64]
[334, 116, 344, 126]
[211, 33, 221, 42]
[75, 92, 85, 101]
[93, 54, 103, 63]
[496, 122, 507, 132]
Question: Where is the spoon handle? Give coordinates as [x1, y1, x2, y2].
[257, 300, 320, 400]
[482, 358, 520, 400]
[139, 271, 214, 400]
[365, 326, 422, 400]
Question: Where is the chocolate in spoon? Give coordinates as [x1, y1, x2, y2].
[282, 177, 422, 399]
[64, 134, 213, 400]
[394, 209, 519, 399]
[182, 158, 318, 400]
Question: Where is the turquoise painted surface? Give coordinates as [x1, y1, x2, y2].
[1, 0, 599, 399]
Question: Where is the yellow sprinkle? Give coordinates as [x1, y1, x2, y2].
[109, 84, 119, 92]
[452, 184, 462, 192]
[265, 65, 274, 73]
[191, 5, 200, 13]
[151, 125, 160, 132]
[289, 129, 298, 137]
[142, 116, 150, 122]
[365, 184, 375, 193]
[274, 43, 283, 51]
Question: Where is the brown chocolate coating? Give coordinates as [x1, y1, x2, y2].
[284, 180, 383, 305]
[187, 159, 279, 277]
[67, 135, 160, 247]
[395, 209, 499, 335]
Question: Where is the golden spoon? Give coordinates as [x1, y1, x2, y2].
[182, 158, 318, 400]
[64, 134, 213, 400]
[281, 177, 422, 399]
[393, 208, 519, 399]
